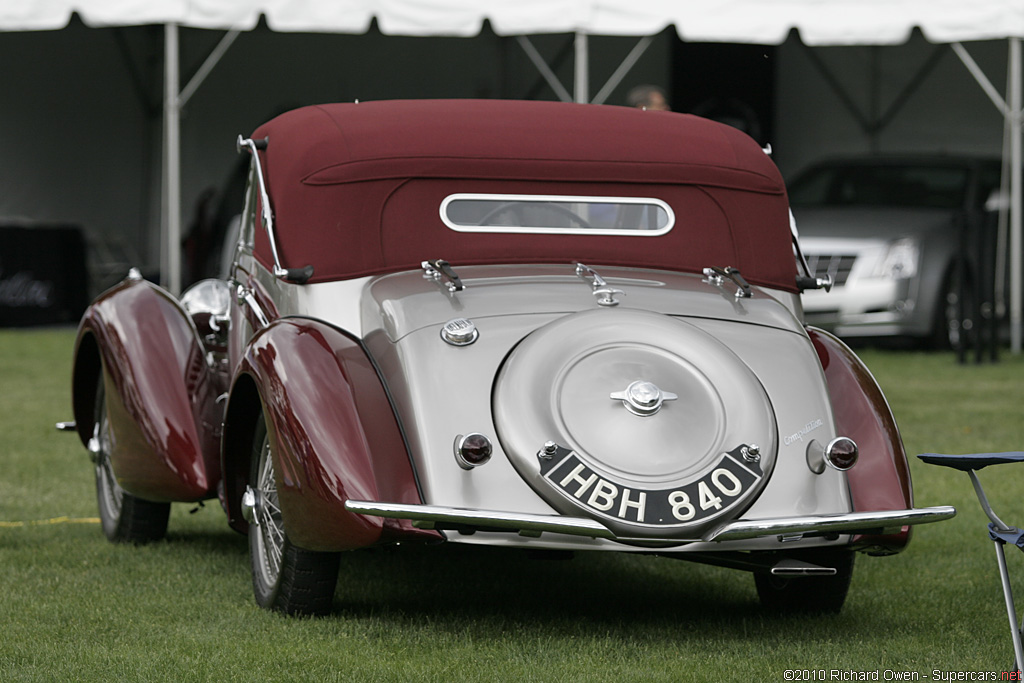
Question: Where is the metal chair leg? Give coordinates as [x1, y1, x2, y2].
[994, 539, 1024, 673]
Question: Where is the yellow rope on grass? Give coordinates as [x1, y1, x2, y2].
[0, 516, 100, 528]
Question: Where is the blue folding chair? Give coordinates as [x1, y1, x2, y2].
[919, 452, 1024, 671]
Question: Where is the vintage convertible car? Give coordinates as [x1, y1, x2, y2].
[65, 100, 954, 616]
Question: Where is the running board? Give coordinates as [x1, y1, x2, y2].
[345, 501, 955, 543]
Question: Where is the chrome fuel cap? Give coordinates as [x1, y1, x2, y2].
[441, 317, 478, 346]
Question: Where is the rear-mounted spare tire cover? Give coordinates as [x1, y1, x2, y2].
[493, 308, 777, 539]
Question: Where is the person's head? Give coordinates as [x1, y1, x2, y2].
[626, 85, 670, 111]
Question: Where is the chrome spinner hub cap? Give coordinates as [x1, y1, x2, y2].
[610, 380, 678, 417]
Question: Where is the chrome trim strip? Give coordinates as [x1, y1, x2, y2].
[345, 501, 616, 539]
[439, 193, 675, 236]
[236, 136, 286, 279]
[701, 506, 957, 542]
[346, 501, 956, 543]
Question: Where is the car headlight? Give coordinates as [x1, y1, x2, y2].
[872, 238, 919, 280]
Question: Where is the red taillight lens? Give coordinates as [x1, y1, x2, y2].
[825, 436, 859, 471]
[454, 433, 493, 469]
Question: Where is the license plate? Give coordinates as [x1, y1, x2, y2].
[540, 446, 762, 527]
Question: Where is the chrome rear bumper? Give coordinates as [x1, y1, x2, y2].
[345, 500, 955, 543]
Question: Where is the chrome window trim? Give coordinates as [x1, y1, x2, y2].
[439, 193, 675, 236]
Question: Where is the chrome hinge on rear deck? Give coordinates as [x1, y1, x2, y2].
[422, 259, 464, 292]
[575, 262, 623, 306]
[703, 266, 752, 299]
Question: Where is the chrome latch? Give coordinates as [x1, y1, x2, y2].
[422, 259, 464, 292]
[575, 262, 624, 306]
[703, 266, 752, 299]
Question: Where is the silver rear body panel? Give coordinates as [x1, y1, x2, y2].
[356, 265, 855, 552]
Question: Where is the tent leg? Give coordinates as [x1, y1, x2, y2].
[162, 22, 181, 296]
[1010, 37, 1022, 354]
[953, 40, 1023, 353]
[574, 31, 589, 104]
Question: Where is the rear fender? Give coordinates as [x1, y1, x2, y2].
[809, 327, 912, 554]
[223, 318, 437, 551]
[71, 276, 221, 502]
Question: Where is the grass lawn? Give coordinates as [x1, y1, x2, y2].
[2, 327, 1024, 681]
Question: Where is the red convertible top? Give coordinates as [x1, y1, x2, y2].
[252, 99, 797, 292]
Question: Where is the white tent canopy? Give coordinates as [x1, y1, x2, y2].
[3, 1, 1023, 348]
[3, 0, 1022, 42]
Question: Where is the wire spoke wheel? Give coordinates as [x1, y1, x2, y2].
[248, 412, 340, 616]
[93, 407, 124, 523]
[251, 435, 284, 590]
[91, 375, 170, 544]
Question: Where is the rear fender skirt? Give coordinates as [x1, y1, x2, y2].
[71, 276, 220, 502]
[808, 327, 912, 554]
[228, 318, 438, 551]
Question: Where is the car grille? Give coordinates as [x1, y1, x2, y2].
[805, 254, 857, 287]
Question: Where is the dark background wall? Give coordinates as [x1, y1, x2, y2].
[0, 19, 1009, 300]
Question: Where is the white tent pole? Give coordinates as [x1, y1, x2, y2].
[994, 93, 1011, 319]
[162, 22, 182, 296]
[954, 39, 1022, 353]
[516, 36, 573, 103]
[574, 31, 589, 104]
[952, 42, 1010, 116]
[1009, 37, 1022, 353]
[179, 29, 240, 109]
[592, 35, 654, 105]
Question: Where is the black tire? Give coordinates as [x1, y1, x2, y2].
[92, 377, 171, 544]
[754, 549, 855, 614]
[248, 413, 340, 616]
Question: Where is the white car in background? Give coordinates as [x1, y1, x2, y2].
[792, 156, 1002, 347]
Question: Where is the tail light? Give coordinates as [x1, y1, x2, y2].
[825, 436, 859, 471]
[807, 436, 859, 473]
[454, 433, 492, 469]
